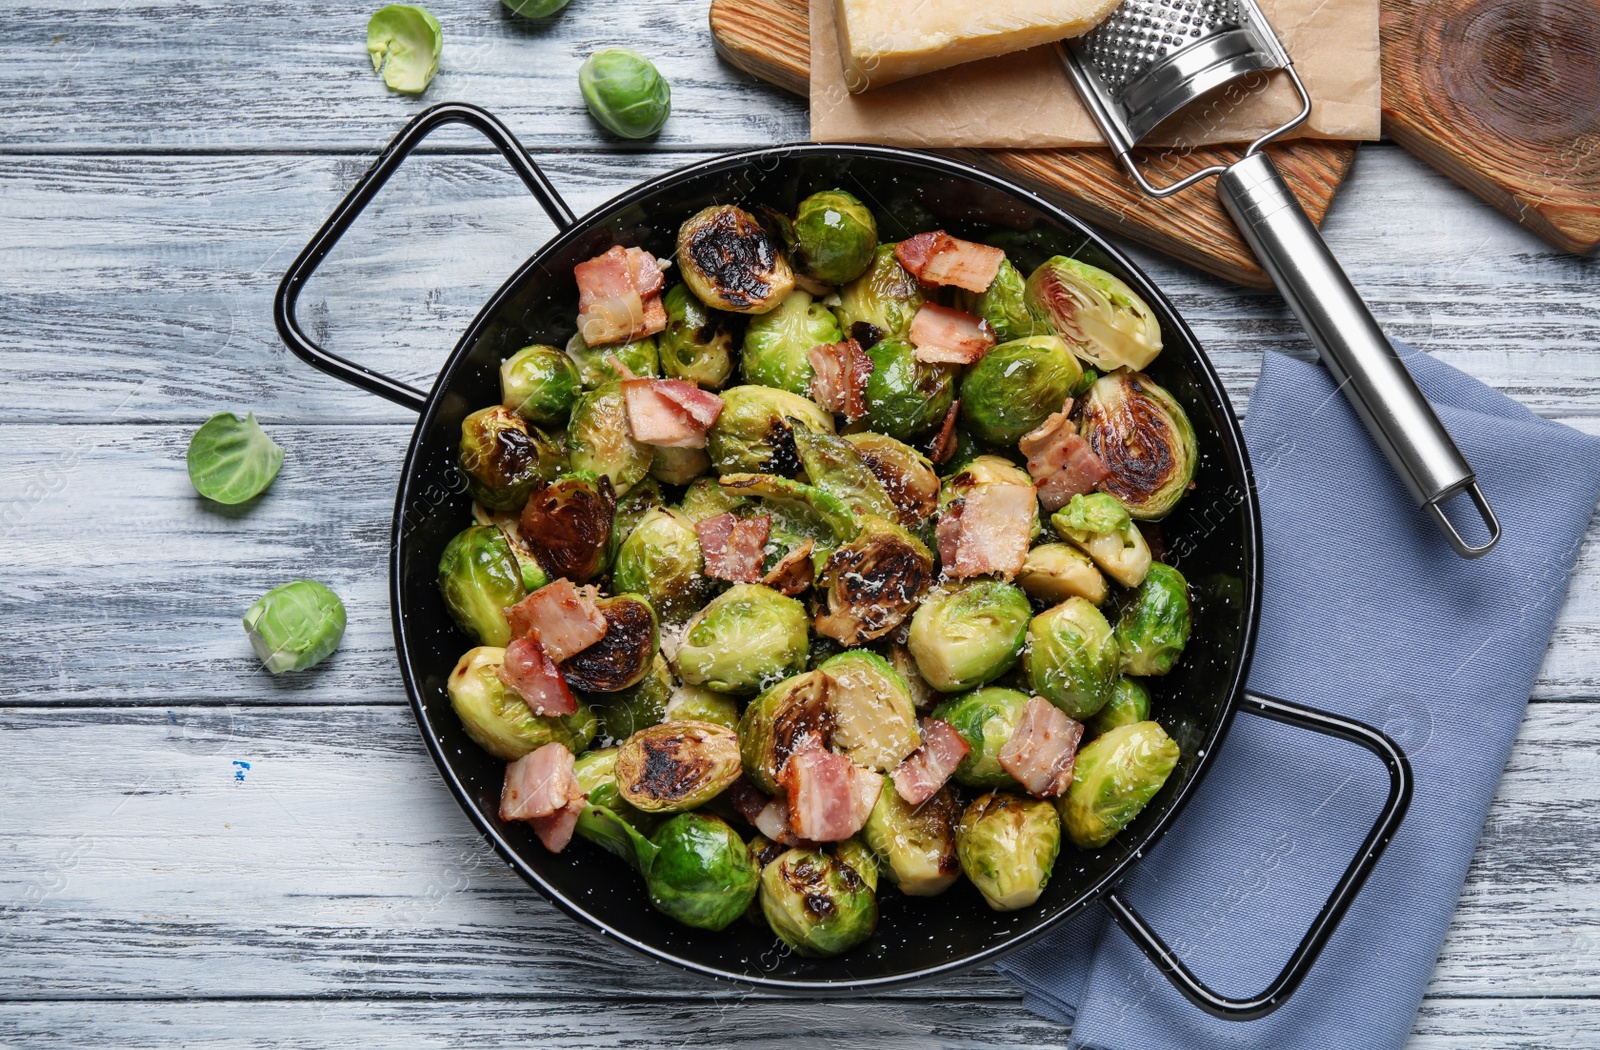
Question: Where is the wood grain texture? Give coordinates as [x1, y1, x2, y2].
[1382, 0, 1600, 254]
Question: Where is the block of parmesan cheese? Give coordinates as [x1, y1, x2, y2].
[833, 0, 1121, 92]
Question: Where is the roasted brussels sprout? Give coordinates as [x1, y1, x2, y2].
[930, 686, 1031, 788]
[471, 505, 551, 592]
[907, 581, 1031, 693]
[665, 682, 741, 729]
[566, 331, 660, 389]
[717, 473, 857, 547]
[1088, 677, 1152, 738]
[957, 792, 1063, 911]
[501, 344, 581, 427]
[678, 475, 747, 523]
[561, 593, 657, 692]
[959, 258, 1036, 343]
[578, 47, 672, 140]
[1051, 493, 1153, 588]
[1058, 720, 1179, 849]
[646, 813, 759, 929]
[520, 472, 616, 584]
[790, 189, 879, 286]
[1079, 371, 1198, 520]
[458, 405, 564, 511]
[615, 720, 743, 812]
[1025, 597, 1120, 720]
[646, 445, 711, 486]
[959, 335, 1082, 445]
[760, 846, 878, 957]
[1017, 543, 1109, 606]
[936, 454, 1041, 540]
[741, 289, 842, 395]
[593, 653, 674, 741]
[861, 783, 961, 896]
[793, 429, 897, 524]
[834, 243, 924, 342]
[659, 284, 735, 389]
[1114, 562, 1192, 675]
[673, 584, 810, 696]
[677, 205, 794, 315]
[844, 432, 940, 528]
[567, 383, 654, 496]
[1025, 256, 1162, 372]
[889, 642, 939, 712]
[816, 517, 934, 647]
[573, 746, 657, 834]
[861, 337, 956, 441]
[437, 524, 527, 646]
[612, 507, 705, 622]
[738, 670, 832, 795]
[816, 650, 920, 772]
[706, 385, 835, 476]
[447, 646, 597, 760]
[833, 836, 880, 891]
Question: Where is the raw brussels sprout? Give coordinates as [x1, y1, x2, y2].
[1025, 256, 1163, 372]
[578, 47, 672, 140]
[790, 189, 879, 286]
[1017, 543, 1109, 606]
[615, 720, 743, 812]
[573, 746, 657, 834]
[647, 813, 759, 929]
[659, 284, 736, 389]
[907, 581, 1031, 693]
[1051, 493, 1153, 588]
[738, 671, 831, 795]
[612, 507, 706, 622]
[959, 258, 1037, 343]
[816, 650, 920, 772]
[706, 385, 835, 475]
[437, 524, 527, 646]
[673, 584, 810, 696]
[1114, 562, 1192, 675]
[366, 4, 442, 95]
[242, 579, 346, 674]
[834, 244, 924, 342]
[593, 654, 674, 742]
[677, 205, 794, 315]
[816, 517, 934, 647]
[760, 846, 878, 957]
[930, 686, 1031, 788]
[664, 682, 741, 729]
[647, 445, 711, 486]
[860, 783, 961, 896]
[861, 337, 956, 442]
[458, 405, 564, 511]
[561, 593, 658, 693]
[1088, 677, 1152, 738]
[567, 383, 654, 496]
[833, 836, 880, 892]
[741, 290, 842, 395]
[718, 473, 857, 546]
[501, 344, 581, 427]
[1025, 597, 1121, 720]
[565, 330, 660, 388]
[446, 646, 597, 760]
[1079, 372, 1198, 520]
[678, 476, 747, 523]
[844, 432, 940, 528]
[1058, 720, 1180, 849]
[959, 335, 1082, 445]
[186, 411, 283, 504]
[521, 472, 616, 584]
[793, 429, 897, 523]
[957, 792, 1063, 911]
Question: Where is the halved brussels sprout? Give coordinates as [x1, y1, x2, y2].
[844, 432, 940, 528]
[1079, 372, 1198, 520]
[573, 746, 657, 834]
[907, 581, 1031, 693]
[1025, 256, 1162, 372]
[860, 783, 961, 896]
[677, 476, 747, 523]
[1058, 720, 1179, 849]
[1051, 493, 1153, 589]
[458, 405, 564, 511]
[593, 653, 674, 742]
[673, 583, 810, 697]
[1088, 676, 1152, 738]
[615, 720, 742, 812]
[706, 385, 835, 476]
[793, 429, 897, 523]
[677, 205, 795, 315]
[567, 383, 654, 496]
[1017, 543, 1109, 606]
[760, 846, 877, 957]
[1024, 597, 1120, 719]
[738, 670, 832, 795]
[612, 507, 706, 623]
[437, 524, 527, 646]
[861, 337, 956, 442]
[816, 517, 934, 647]
[959, 257, 1037, 343]
[741, 289, 841, 396]
[446, 646, 597, 760]
[957, 792, 1063, 911]
[659, 284, 736, 389]
[816, 650, 920, 772]
[930, 686, 1030, 788]
[520, 472, 616, 584]
[834, 244, 924, 343]
[790, 189, 879, 286]
[717, 473, 857, 546]
[959, 336, 1082, 446]
[1114, 562, 1191, 675]
[833, 835, 881, 892]
[561, 593, 657, 693]
[501, 344, 581, 427]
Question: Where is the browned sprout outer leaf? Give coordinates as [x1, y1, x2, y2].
[561, 594, 658, 692]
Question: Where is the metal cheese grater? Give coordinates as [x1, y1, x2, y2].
[1057, 0, 1501, 558]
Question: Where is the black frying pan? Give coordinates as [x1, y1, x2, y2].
[274, 103, 1412, 1020]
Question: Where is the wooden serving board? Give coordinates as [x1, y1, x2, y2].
[708, 0, 1359, 289]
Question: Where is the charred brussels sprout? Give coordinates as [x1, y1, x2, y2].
[566, 331, 659, 389]
[791, 189, 878, 286]
[437, 524, 527, 646]
[567, 383, 654, 496]
[907, 581, 1031, 693]
[612, 507, 705, 622]
[706, 385, 835, 475]
[1025, 597, 1120, 719]
[793, 429, 897, 523]
[1018, 543, 1109, 606]
[646, 813, 759, 929]
[957, 792, 1063, 911]
[458, 405, 563, 511]
[1051, 493, 1153, 589]
[835, 244, 924, 341]
[930, 687, 1031, 788]
[561, 593, 658, 693]
[447, 646, 597, 760]
[760, 847, 878, 957]
[959, 336, 1082, 445]
[861, 337, 956, 441]
[1088, 677, 1152, 738]
[717, 473, 857, 548]
[1079, 372, 1198, 520]
[659, 284, 735, 389]
[741, 289, 842, 395]
[861, 783, 961, 896]
[1114, 562, 1191, 675]
[673, 584, 810, 696]
[833, 836, 880, 892]
[579, 47, 672, 140]
[615, 720, 742, 812]
[520, 472, 616, 584]
[844, 432, 940, 528]
[816, 517, 934, 647]
[1025, 256, 1163, 372]
[1058, 720, 1179, 849]
[738, 671, 832, 795]
[959, 257, 1036, 343]
[501, 344, 580, 427]
[816, 650, 920, 772]
[677, 205, 794, 315]
[573, 746, 657, 834]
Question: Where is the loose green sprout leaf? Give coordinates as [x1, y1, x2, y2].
[579, 47, 672, 140]
[186, 412, 284, 505]
[366, 4, 442, 95]
[242, 580, 346, 674]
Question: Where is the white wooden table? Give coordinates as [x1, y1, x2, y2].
[3, 2, 1597, 1046]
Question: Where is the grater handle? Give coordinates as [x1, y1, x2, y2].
[1216, 152, 1500, 558]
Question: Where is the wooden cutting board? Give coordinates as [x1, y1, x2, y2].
[708, 0, 1359, 289]
[1381, 0, 1600, 254]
